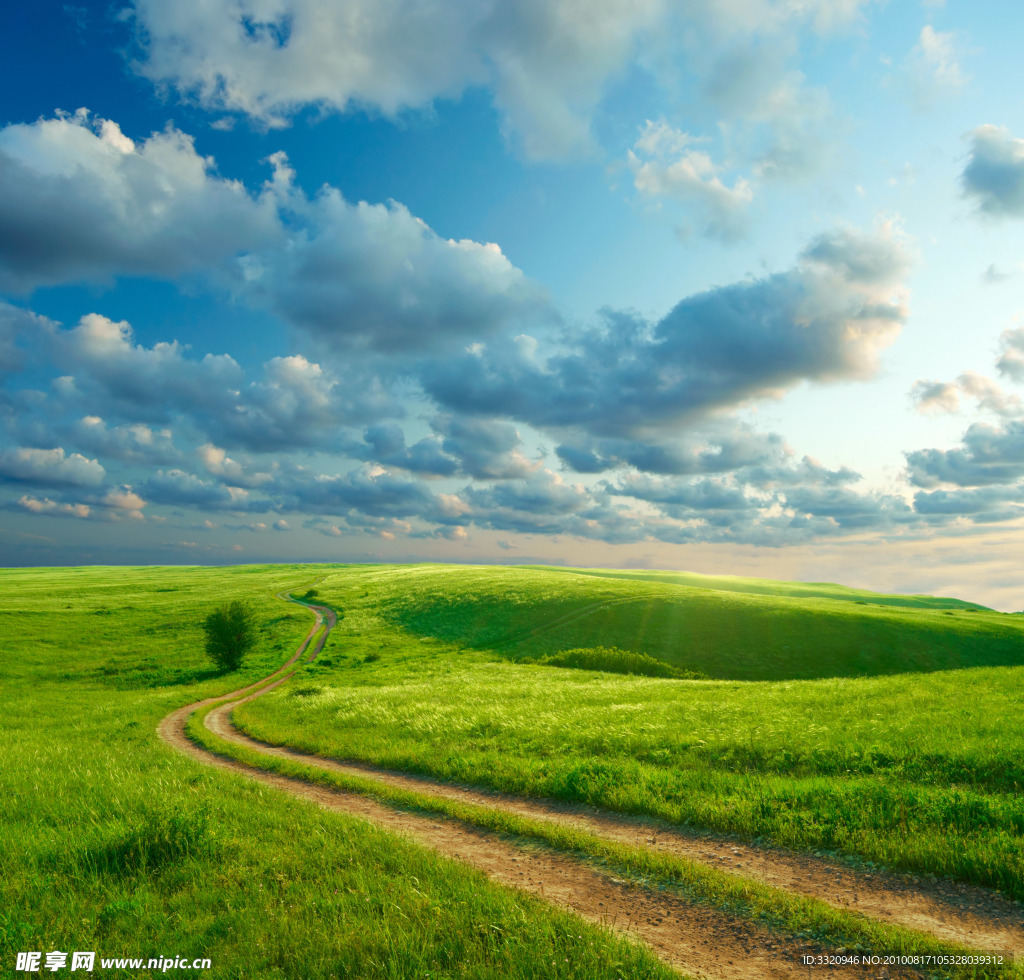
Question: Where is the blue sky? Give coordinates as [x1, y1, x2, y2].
[2, 0, 1024, 608]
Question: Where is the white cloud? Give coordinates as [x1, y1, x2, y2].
[49, 312, 243, 419]
[698, 39, 836, 182]
[903, 24, 967, 109]
[128, 0, 664, 161]
[0, 447, 105, 487]
[912, 372, 1023, 418]
[16, 495, 91, 519]
[628, 119, 753, 241]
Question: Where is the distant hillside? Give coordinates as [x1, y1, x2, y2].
[375, 564, 1024, 681]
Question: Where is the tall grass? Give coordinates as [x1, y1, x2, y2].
[0, 565, 679, 980]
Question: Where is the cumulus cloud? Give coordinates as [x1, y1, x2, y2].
[0, 114, 547, 354]
[281, 464, 451, 523]
[612, 472, 755, 518]
[128, 0, 663, 161]
[48, 312, 242, 420]
[42, 313, 397, 452]
[462, 469, 637, 539]
[0, 109, 280, 291]
[215, 354, 394, 451]
[241, 157, 550, 353]
[354, 424, 458, 478]
[904, 327, 1024, 524]
[11, 482, 146, 522]
[421, 223, 911, 437]
[961, 125, 1024, 217]
[70, 416, 180, 465]
[629, 120, 753, 241]
[0, 446, 105, 487]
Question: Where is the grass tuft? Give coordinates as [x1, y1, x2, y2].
[525, 646, 707, 679]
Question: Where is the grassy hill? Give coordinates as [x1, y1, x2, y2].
[236, 562, 1024, 902]
[371, 564, 1024, 680]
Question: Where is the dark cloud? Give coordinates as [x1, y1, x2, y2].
[142, 469, 269, 511]
[433, 416, 540, 479]
[422, 225, 910, 437]
[913, 485, 1024, 521]
[906, 420, 1024, 488]
[740, 456, 861, 489]
[342, 417, 541, 480]
[282, 465, 449, 522]
[555, 425, 787, 476]
[358, 424, 458, 477]
[961, 125, 1024, 217]
[610, 475, 756, 530]
[461, 470, 644, 541]
[997, 327, 1024, 382]
[782, 485, 912, 530]
[0, 302, 45, 375]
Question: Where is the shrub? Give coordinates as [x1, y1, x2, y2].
[527, 646, 706, 680]
[202, 601, 258, 671]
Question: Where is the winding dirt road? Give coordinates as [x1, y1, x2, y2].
[158, 593, 1023, 980]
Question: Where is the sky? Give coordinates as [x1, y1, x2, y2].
[2, 0, 1024, 609]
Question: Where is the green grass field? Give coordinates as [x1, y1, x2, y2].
[234, 564, 1024, 901]
[0, 565, 677, 980]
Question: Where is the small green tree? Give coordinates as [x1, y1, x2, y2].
[203, 601, 258, 671]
